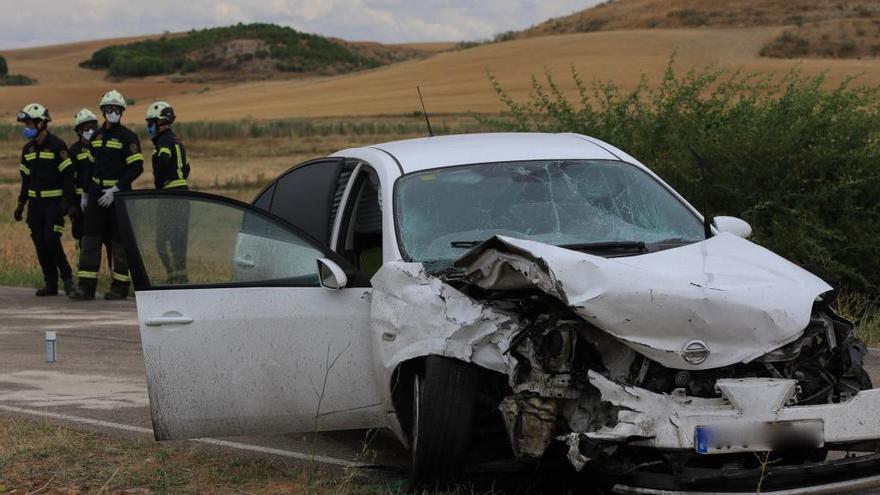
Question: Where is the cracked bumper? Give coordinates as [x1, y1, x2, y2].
[587, 372, 880, 451]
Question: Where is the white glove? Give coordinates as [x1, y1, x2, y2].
[80, 193, 88, 212]
[98, 186, 119, 207]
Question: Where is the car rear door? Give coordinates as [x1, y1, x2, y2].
[115, 190, 383, 440]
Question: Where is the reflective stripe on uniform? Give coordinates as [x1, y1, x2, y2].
[125, 153, 143, 164]
[105, 140, 123, 149]
[19, 164, 30, 175]
[53, 225, 64, 233]
[24, 152, 36, 160]
[112, 272, 131, 282]
[75, 188, 84, 194]
[76, 152, 93, 162]
[58, 158, 72, 171]
[175, 144, 184, 179]
[38, 151, 55, 159]
[92, 177, 119, 186]
[163, 179, 188, 189]
[77, 270, 98, 279]
[92, 141, 103, 148]
[28, 189, 63, 198]
[158, 147, 172, 156]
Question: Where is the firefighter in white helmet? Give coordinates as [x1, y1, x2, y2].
[70, 90, 143, 300]
[69, 108, 112, 274]
[146, 100, 190, 283]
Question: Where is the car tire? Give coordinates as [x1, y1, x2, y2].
[409, 355, 480, 488]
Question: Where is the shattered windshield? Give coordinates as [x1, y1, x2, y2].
[395, 160, 705, 270]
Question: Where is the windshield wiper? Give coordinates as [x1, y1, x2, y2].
[560, 241, 647, 253]
[450, 240, 484, 248]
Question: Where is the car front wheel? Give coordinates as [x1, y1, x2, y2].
[409, 355, 480, 488]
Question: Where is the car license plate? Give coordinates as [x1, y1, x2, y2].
[695, 419, 824, 454]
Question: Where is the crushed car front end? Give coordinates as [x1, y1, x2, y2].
[377, 152, 880, 492]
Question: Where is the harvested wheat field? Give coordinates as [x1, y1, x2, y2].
[5, 26, 880, 124]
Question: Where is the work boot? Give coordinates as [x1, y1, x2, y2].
[103, 290, 128, 301]
[68, 288, 95, 301]
[105, 280, 130, 300]
[69, 278, 96, 301]
[35, 286, 58, 297]
[62, 278, 75, 296]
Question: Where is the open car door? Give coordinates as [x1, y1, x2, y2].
[115, 190, 383, 440]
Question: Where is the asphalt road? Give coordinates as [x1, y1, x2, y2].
[2, 285, 880, 493]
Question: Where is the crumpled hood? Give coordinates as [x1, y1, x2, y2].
[456, 233, 832, 370]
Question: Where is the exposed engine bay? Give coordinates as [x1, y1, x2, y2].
[372, 233, 880, 491]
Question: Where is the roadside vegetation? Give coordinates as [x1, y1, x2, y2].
[485, 57, 880, 338]
[0, 416, 391, 494]
[0, 54, 34, 86]
[78, 23, 419, 79]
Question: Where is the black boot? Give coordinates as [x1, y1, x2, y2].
[104, 280, 129, 300]
[62, 278, 75, 296]
[69, 278, 96, 301]
[35, 286, 58, 297]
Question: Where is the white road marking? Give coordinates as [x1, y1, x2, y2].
[0, 404, 365, 468]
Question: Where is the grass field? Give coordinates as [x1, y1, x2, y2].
[0, 416, 406, 494]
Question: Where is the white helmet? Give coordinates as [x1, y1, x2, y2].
[99, 89, 127, 109]
[145, 101, 175, 123]
[74, 108, 98, 128]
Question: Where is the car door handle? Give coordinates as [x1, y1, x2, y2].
[144, 315, 193, 326]
[233, 256, 255, 268]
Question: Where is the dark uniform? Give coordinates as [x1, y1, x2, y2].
[18, 132, 75, 290]
[68, 140, 93, 241]
[76, 124, 143, 296]
[69, 140, 113, 270]
[152, 129, 190, 283]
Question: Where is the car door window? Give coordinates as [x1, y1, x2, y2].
[266, 159, 353, 247]
[119, 191, 359, 289]
[337, 169, 383, 277]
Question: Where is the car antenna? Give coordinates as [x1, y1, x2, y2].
[417, 86, 434, 137]
[688, 146, 713, 239]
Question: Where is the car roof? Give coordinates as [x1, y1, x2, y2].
[338, 132, 622, 174]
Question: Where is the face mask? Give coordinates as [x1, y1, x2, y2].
[105, 111, 121, 124]
[82, 129, 95, 141]
[23, 127, 38, 139]
[147, 123, 157, 137]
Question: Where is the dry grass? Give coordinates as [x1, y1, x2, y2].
[0, 415, 402, 494]
[520, 0, 879, 36]
[6, 24, 880, 124]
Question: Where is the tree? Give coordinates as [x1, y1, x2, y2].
[0, 55, 8, 76]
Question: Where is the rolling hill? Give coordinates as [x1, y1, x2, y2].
[2, 1, 880, 124]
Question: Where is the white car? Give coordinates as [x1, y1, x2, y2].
[117, 133, 880, 493]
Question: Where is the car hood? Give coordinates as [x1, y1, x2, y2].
[455, 233, 832, 370]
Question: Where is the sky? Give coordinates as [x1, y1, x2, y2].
[0, 0, 601, 50]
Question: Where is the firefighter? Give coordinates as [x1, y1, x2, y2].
[69, 90, 143, 301]
[14, 103, 76, 296]
[69, 108, 113, 273]
[146, 101, 190, 284]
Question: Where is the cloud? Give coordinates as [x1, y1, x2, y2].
[0, 0, 600, 50]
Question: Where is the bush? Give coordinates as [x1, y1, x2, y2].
[0, 55, 7, 76]
[79, 23, 381, 78]
[0, 74, 35, 86]
[483, 57, 880, 294]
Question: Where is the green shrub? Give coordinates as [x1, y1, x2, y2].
[0, 55, 7, 76]
[483, 57, 880, 294]
[79, 23, 382, 78]
[0, 74, 35, 86]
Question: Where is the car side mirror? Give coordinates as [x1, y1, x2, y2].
[713, 216, 752, 239]
[317, 258, 348, 290]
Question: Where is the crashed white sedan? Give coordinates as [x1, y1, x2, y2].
[116, 133, 880, 493]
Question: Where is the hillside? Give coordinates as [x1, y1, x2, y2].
[79, 24, 426, 81]
[518, 0, 880, 59]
